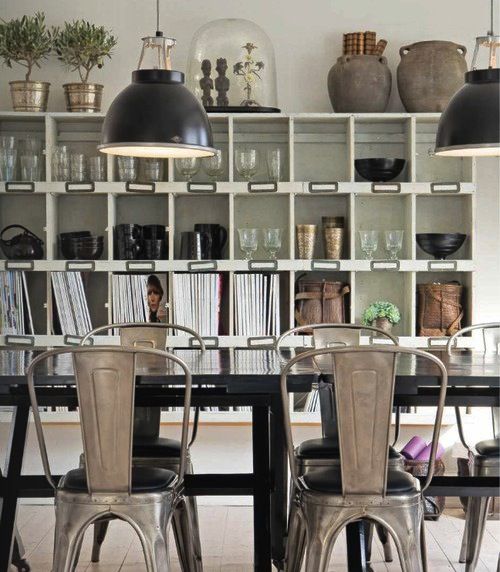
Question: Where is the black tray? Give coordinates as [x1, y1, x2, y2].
[204, 106, 281, 113]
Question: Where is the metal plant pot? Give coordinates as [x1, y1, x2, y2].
[63, 83, 103, 112]
[374, 317, 392, 332]
[9, 81, 50, 112]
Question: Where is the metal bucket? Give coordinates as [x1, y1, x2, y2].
[63, 83, 103, 112]
[9, 81, 50, 112]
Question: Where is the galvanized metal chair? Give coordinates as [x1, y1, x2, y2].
[276, 324, 401, 567]
[81, 323, 205, 572]
[27, 346, 193, 572]
[280, 346, 448, 572]
[447, 323, 500, 572]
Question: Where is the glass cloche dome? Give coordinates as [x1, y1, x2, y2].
[186, 18, 279, 112]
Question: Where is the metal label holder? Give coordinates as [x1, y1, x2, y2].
[189, 336, 219, 348]
[369, 335, 399, 345]
[65, 182, 95, 193]
[308, 182, 339, 193]
[371, 183, 401, 194]
[5, 182, 35, 193]
[125, 181, 156, 193]
[125, 261, 156, 272]
[430, 182, 461, 194]
[248, 182, 278, 193]
[5, 335, 34, 347]
[6, 260, 34, 270]
[247, 336, 276, 348]
[248, 260, 278, 271]
[64, 334, 86, 346]
[427, 337, 450, 348]
[311, 260, 340, 271]
[65, 261, 96, 271]
[187, 260, 218, 272]
[428, 260, 457, 271]
[187, 182, 217, 194]
[370, 260, 400, 271]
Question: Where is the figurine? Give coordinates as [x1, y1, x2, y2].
[215, 58, 230, 107]
[233, 43, 264, 107]
[199, 59, 214, 107]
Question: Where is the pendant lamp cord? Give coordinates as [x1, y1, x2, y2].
[489, 0, 494, 35]
[156, 0, 162, 36]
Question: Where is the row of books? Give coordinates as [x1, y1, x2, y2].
[112, 274, 150, 323]
[0, 272, 33, 335]
[234, 273, 280, 337]
[52, 272, 92, 336]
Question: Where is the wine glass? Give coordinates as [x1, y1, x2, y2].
[266, 148, 283, 182]
[235, 148, 258, 181]
[238, 228, 258, 260]
[359, 230, 378, 260]
[202, 149, 224, 181]
[262, 228, 282, 259]
[176, 157, 200, 181]
[385, 230, 404, 260]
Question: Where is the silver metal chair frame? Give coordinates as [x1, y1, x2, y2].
[27, 346, 193, 572]
[280, 346, 448, 572]
[81, 323, 205, 571]
[447, 323, 500, 571]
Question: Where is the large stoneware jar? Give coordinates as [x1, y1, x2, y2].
[328, 55, 392, 112]
[397, 41, 467, 112]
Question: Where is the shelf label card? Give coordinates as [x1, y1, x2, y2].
[428, 260, 457, 271]
[371, 183, 401, 194]
[5, 335, 34, 346]
[248, 260, 277, 271]
[187, 182, 217, 193]
[5, 181, 35, 193]
[187, 260, 218, 272]
[65, 261, 95, 271]
[370, 260, 400, 271]
[311, 260, 340, 271]
[430, 182, 461, 194]
[369, 335, 398, 345]
[427, 337, 450, 348]
[189, 336, 219, 348]
[125, 181, 155, 193]
[125, 261, 155, 272]
[65, 182, 95, 193]
[6, 260, 34, 270]
[308, 182, 338, 193]
[248, 182, 277, 193]
[64, 334, 85, 346]
[247, 336, 276, 348]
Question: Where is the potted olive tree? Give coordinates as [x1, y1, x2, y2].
[362, 300, 401, 333]
[0, 12, 53, 112]
[53, 19, 117, 112]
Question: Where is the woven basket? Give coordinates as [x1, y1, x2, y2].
[417, 282, 463, 336]
[404, 458, 446, 520]
[295, 280, 349, 326]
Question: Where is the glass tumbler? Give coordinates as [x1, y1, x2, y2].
[52, 145, 70, 181]
[118, 156, 138, 182]
[202, 149, 224, 181]
[385, 230, 404, 260]
[359, 230, 379, 260]
[296, 224, 317, 259]
[266, 148, 283, 182]
[141, 158, 163, 182]
[0, 149, 17, 181]
[235, 148, 258, 181]
[70, 153, 87, 182]
[262, 228, 282, 259]
[89, 156, 107, 182]
[176, 157, 200, 181]
[238, 228, 259, 260]
[20, 155, 41, 181]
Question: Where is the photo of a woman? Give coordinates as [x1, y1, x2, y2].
[146, 274, 166, 323]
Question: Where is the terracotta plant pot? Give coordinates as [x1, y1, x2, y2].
[9, 81, 50, 112]
[397, 41, 467, 112]
[374, 317, 392, 332]
[63, 83, 103, 112]
[328, 55, 392, 112]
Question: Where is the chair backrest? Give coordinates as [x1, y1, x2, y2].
[447, 322, 500, 355]
[280, 346, 447, 496]
[26, 346, 192, 495]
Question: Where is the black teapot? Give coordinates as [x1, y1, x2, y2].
[0, 225, 44, 260]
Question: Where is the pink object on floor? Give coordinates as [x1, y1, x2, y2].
[400, 435, 427, 459]
[414, 442, 445, 461]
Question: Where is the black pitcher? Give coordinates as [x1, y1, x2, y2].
[179, 231, 212, 260]
[194, 224, 227, 259]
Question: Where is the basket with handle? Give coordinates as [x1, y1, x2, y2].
[417, 282, 463, 336]
[295, 279, 350, 327]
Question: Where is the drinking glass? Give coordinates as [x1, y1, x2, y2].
[235, 148, 258, 181]
[202, 149, 224, 181]
[262, 228, 282, 259]
[52, 145, 70, 181]
[267, 148, 283, 182]
[70, 153, 87, 182]
[359, 230, 378, 260]
[176, 157, 200, 181]
[89, 156, 107, 182]
[20, 155, 41, 181]
[385, 230, 404, 260]
[0, 149, 17, 181]
[0, 136, 16, 151]
[118, 156, 138, 182]
[20, 138, 43, 155]
[141, 158, 163, 182]
[238, 228, 258, 260]
[296, 224, 317, 259]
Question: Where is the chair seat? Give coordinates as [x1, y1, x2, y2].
[133, 437, 181, 458]
[296, 437, 401, 460]
[61, 466, 177, 493]
[476, 438, 500, 457]
[300, 467, 417, 495]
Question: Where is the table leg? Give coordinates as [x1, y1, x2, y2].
[270, 395, 287, 571]
[252, 406, 271, 572]
[346, 521, 370, 572]
[0, 405, 30, 572]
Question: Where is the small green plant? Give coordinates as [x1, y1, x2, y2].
[0, 12, 53, 81]
[53, 19, 117, 83]
[362, 301, 401, 326]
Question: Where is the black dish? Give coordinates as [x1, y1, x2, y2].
[355, 158, 406, 182]
[60, 235, 104, 260]
[204, 106, 281, 113]
[416, 233, 466, 260]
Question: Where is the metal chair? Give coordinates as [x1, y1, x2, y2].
[27, 346, 194, 572]
[280, 346, 448, 572]
[447, 323, 500, 571]
[276, 324, 401, 567]
[80, 323, 205, 572]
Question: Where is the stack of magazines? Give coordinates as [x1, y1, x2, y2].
[52, 272, 92, 336]
[112, 274, 149, 323]
[173, 273, 222, 336]
[0, 271, 33, 335]
[234, 273, 280, 337]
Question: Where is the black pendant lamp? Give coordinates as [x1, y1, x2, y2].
[435, 0, 500, 156]
[99, 1, 215, 158]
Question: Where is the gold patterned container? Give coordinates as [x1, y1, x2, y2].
[63, 83, 103, 112]
[324, 227, 344, 259]
[296, 224, 316, 259]
[9, 81, 50, 112]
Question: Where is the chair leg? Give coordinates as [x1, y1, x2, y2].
[172, 497, 199, 572]
[91, 519, 110, 562]
[459, 509, 468, 563]
[364, 521, 374, 562]
[465, 497, 490, 572]
[187, 495, 203, 571]
[285, 497, 307, 572]
[376, 523, 393, 562]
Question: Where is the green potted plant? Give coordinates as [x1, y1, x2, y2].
[0, 12, 53, 112]
[53, 19, 117, 112]
[362, 300, 401, 332]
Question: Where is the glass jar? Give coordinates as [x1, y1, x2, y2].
[186, 18, 279, 111]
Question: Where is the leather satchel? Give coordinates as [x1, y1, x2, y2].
[295, 279, 350, 326]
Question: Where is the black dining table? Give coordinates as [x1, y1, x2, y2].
[0, 347, 498, 572]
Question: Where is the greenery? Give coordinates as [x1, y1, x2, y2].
[0, 12, 53, 82]
[53, 19, 116, 83]
[362, 301, 401, 326]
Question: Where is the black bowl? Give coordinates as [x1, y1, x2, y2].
[416, 233, 466, 260]
[59, 231, 92, 240]
[355, 158, 406, 182]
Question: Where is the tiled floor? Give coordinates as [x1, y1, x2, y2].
[13, 504, 499, 571]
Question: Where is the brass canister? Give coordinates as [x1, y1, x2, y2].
[296, 224, 317, 259]
[9, 81, 50, 112]
[63, 83, 103, 112]
[324, 227, 344, 259]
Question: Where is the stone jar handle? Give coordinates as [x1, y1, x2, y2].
[399, 44, 413, 57]
[455, 44, 467, 55]
[378, 56, 388, 65]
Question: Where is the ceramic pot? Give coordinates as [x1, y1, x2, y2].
[397, 41, 467, 112]
[63, 83, 103, 112]
[374, 317, 392, 332]
[9, 81, 50, 112]
[327, 55, 391, 112]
